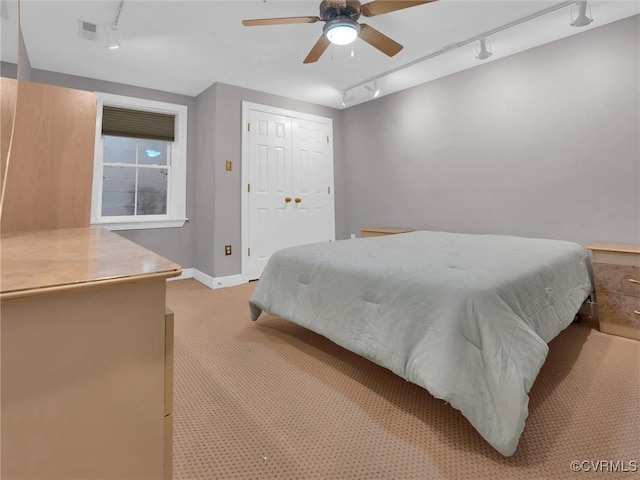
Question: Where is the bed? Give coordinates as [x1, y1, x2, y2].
[249, 230, 593, 456]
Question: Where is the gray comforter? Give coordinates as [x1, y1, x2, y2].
[249, 231, 593, 456]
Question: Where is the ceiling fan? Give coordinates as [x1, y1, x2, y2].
[242, 1, 438, 64]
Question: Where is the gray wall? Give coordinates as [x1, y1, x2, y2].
[193, 83, 217, 277]
[194, 82, 345, 278]
[0, 61, 17, 78]
[31, 69, 196, 268]
[342, 15, 640, 247]
[0, 30, 33, 79]
[16, 27, 32, 81]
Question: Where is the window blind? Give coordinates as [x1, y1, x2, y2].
[102, 106, 175, 141]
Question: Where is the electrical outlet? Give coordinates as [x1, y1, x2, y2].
[225, 245, 232, 255]
[350, 233, 356, 239]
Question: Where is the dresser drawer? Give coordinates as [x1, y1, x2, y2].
[361, 227, 415, 238]
[593, 263, 640, 298]
[165, 307, 174, 417]
[596, 291, 640, 327]
[591, 249, 639, 266]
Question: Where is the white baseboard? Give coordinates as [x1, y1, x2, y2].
[168, 268, 195, 281]
[168, 268, 246, 290]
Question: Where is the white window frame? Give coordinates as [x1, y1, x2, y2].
[91, 92, 188, 231]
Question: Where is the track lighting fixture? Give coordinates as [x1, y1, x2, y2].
[364, 79, 380, 98]
[105, 24, 121, 50]
[106, 0, 125, 49]
[341, 91, 355, 107]
[476, 37, 492, 60]
[341, 1, 593, 108]
[571, 1, 593, 27]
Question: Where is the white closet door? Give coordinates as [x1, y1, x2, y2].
[244, 104, 335, 281]
[246, 110, 293, 281]
[290, 117, 333, 247]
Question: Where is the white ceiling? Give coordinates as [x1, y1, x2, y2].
[6, 0, 640, 109]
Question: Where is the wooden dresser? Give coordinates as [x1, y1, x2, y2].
[587, 243, 640, 340]
[361, 227, 415, 238]
[1, 227, 181, 479]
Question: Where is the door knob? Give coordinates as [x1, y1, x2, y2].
[295, 197, 302, 203]
[284, 197, 292, 203]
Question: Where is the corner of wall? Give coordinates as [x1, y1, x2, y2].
[17, 27, 32, 81]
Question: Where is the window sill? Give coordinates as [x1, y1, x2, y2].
[91, 218, 188, 231]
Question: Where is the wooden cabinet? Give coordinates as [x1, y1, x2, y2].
[164, 307, 175, 480]
[1, 77, 17, 188]
[1, 228, 181, 479]
[361, 227, 415, 238]
[1, 80, 97, 233]
[587, 243, 640, 340]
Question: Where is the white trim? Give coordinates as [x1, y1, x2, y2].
[90, 92, 188, 230]
[241, 101, 335, 280]
[96, 218, 187, 231]
[192, 270, 246, 290]
[167, 268, 195, 281]
[166, 268, 247, 290]
[243, 102, 336, 124]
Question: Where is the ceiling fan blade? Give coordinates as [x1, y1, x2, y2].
[360, 0, 437, 17]
[358, 24, 403, 57]
[242, 16, 320, 27]
[303, 35, 331, 64]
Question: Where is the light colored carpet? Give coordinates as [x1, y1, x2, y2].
[167, 279, 639, 480]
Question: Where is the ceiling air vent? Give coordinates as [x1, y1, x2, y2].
[79, 20, 98, 41]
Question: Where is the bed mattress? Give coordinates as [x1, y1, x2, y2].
[249, 230, 593, 456]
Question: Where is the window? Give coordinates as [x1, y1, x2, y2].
[91, 93, 188, 230]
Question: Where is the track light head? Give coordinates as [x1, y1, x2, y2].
[476, 38, 492, 60]
[571, 1, 593, 27]
[341, 91, 355, 107]
[364, 79, 380, 98]
[105, 24, 121, 49]
[106, 0, 125, 49]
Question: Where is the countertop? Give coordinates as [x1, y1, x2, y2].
[586, 243, 640, 254]
[1, 227, 182, 299]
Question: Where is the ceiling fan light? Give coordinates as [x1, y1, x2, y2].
[324, 19, 360, 46]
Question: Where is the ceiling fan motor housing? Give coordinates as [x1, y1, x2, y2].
[319, 1, 362, 22]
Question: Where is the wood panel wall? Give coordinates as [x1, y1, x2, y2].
[1, 77, 18, 202]
[1, 81, 97, 233]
